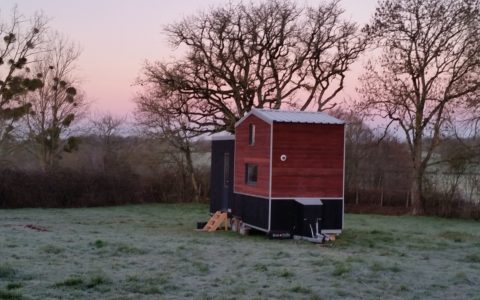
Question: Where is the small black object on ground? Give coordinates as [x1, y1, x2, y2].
[196, 221, 207, 230]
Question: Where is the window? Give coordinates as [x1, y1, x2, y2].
[245, 163, 258, 185]
[249, 123, 255, 145]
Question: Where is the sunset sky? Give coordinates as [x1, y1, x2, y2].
[3, 0, 378, 116]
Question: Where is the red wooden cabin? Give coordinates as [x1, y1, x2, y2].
[210, 108, 345, 238]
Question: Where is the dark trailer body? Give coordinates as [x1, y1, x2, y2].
[210, 108, 345, 238]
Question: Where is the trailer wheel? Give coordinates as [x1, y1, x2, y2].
[239, 222, 250, 235]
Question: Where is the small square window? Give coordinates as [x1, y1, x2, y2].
[249, 124, 255, 145]
[245, 164, 258, 185]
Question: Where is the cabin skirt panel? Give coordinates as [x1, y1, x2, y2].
[270, 198, 343, 236]
[231, 195, 343, 235]
[231, 193, 269, 230]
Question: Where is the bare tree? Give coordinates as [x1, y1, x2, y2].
[138, 0, 365, 134]
[358, 0, 480, 214]
[22, 34, 86, 171]
[135, 91, 202, 202]
[90, 112, 127, 173]
[0, 7, 47, 153]
[331, 108, 376, 204]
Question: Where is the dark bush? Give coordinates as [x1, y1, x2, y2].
[423, 191, 480, 220]
[0, 168, 208, 208]
[345, 188, 410, 207]
[345, 187, 480, 219]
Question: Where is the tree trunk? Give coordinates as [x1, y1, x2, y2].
[380, 188, 384, 207]
[191, 173, 200, 202]
[183, 145, 200, 202]
[378, 175, 383, 207]
[39, 143, 49, 172]
[410, 131, 425, 215]
[411, 165, 425, 215]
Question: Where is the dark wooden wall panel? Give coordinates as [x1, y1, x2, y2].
[234, 115, 271, 197]
[271, 123, 344, 198]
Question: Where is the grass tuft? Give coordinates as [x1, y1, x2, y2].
[452, 272, 471, 284]
[5, 284, 22, 291]
[438, 231, 474, 243]
[0, 289, 23, 300]
[40, 244, 64, 254]
[465, 253, 480, 263]
[123, 276, 163, 295]
[277, 269, 294, 278]
[399, 285, 409, 292]
[289, 285, 312, 294]
[0, 265, 16, 280]
[192, 261, 210, 274]
[346, 256, 365, 263]
[55, 277, 84, 287]
[86, 275, 111, 288]
[371, 262, 384, 272]
[55, 274, 110, 289]
[92, 240, 107, 248]
[115, 244, 147, 255]
[273, 251, 291, 259]
[332, 262, 351, 276]
[390, 263, 402, 273]
[253, 263, 268, 272]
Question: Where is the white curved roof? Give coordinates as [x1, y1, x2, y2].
[236, 108, 345, 127]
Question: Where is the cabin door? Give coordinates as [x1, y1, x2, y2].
[210, 138, 235, 214]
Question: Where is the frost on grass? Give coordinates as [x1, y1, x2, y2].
[1, 204, 480, 299]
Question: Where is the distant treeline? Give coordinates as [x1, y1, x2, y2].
[342, 129, 480, 219]
[1, 132, 479, 219]
[0, 135, 211, 208]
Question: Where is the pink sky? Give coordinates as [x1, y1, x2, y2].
[4, 0, 378, 116]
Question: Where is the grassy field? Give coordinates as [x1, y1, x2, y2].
[1, 204, 479, 300]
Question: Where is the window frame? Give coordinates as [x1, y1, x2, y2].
[245, 163, 258, 186]
[248, 123, 255, 146]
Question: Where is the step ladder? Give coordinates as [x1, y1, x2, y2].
[202, 211, 228, 232]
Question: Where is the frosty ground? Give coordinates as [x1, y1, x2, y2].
[1, 204, 479, 300]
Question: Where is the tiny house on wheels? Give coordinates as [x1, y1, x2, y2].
[210, 108, 345, 242]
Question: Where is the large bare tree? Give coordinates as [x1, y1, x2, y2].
[22, 34, 86, 171]
[137, 0, 365, 134]
[358, 0, 480, 214]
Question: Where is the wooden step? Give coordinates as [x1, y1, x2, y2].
[202, 211, 228, 232]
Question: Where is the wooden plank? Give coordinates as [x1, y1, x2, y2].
[271, 123, 344, 198]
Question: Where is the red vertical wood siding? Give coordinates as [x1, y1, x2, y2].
[234, 115, 271, 197]
[271, 123, 344, 198]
